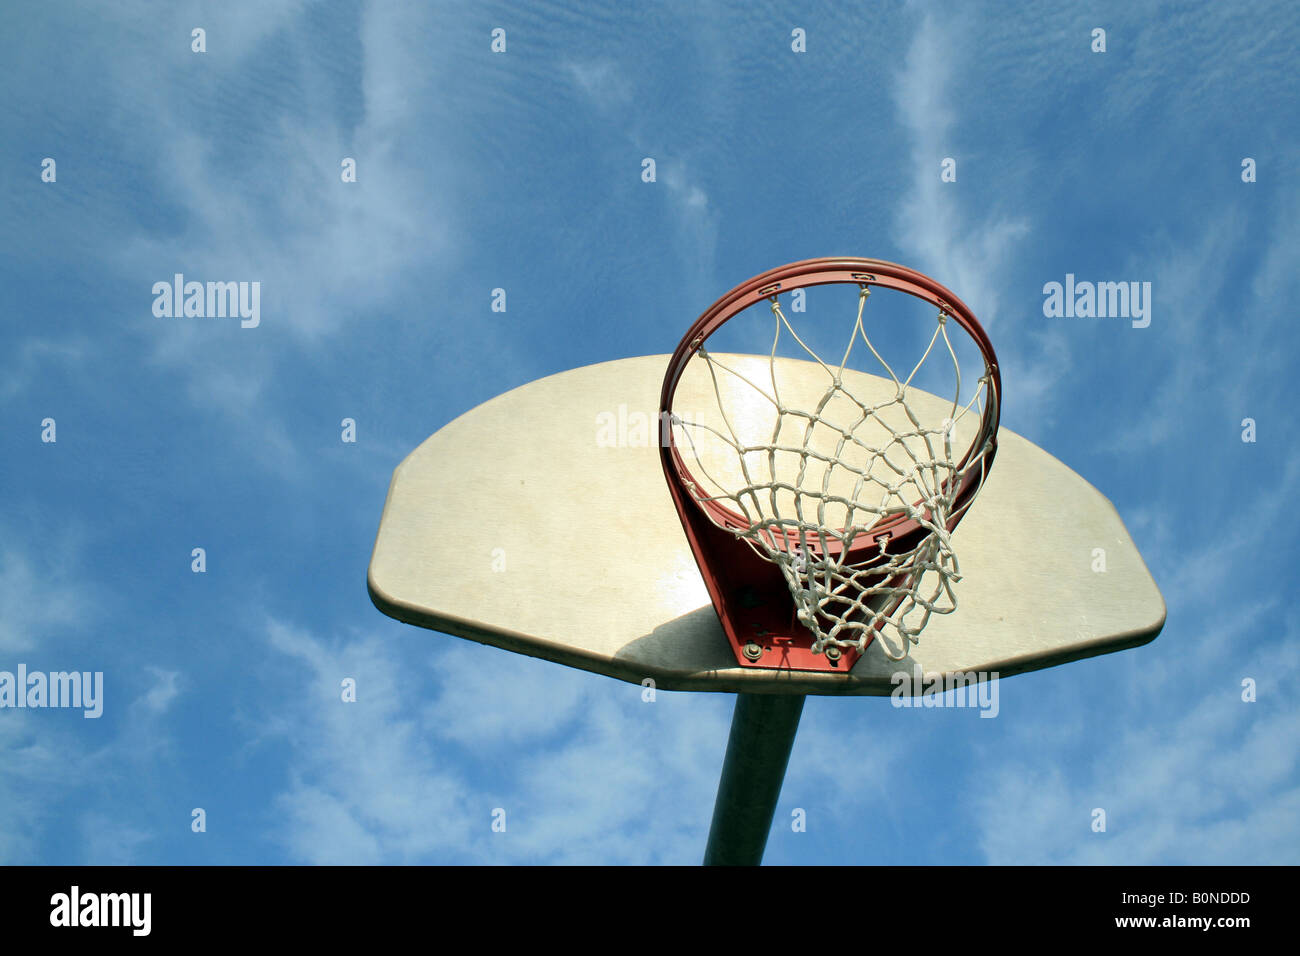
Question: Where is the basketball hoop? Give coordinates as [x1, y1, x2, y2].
[660, 258, 1001, 672]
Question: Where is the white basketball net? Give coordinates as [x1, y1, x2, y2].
[671, 285, 996, 660]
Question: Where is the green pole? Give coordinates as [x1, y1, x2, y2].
[703, 693, 806, 865]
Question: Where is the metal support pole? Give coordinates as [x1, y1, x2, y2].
[703, 693, 806, 866]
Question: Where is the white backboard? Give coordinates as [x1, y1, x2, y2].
[368, 355, 1164, 695]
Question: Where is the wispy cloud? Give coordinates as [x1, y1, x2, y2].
[891, 14, 1029, 322]
[263, 621, 472, 864]
[1111, 211, 1245, 450]
[0, 338, 88, 403]
[563, 59, 633, 109]
[0, 543, 90, 654]
[0, 714, 77, 863]
[564, 53, 719, 298]
[260, 618, 734, 864]
[0, 655, 190, 863]
[491, 688, 729, 864]
[138, 667, 181, 715]
[972, 464, 1300, 864]
[975, 633, 1300, 864]
[889, 13, 1040, 426]
[78, 812, 153, 865]
[420, 643, 587, 750]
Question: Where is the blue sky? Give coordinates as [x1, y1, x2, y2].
[1, 0, 1297, 865]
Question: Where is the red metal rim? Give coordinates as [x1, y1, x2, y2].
[660, 257, 1001, 561]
